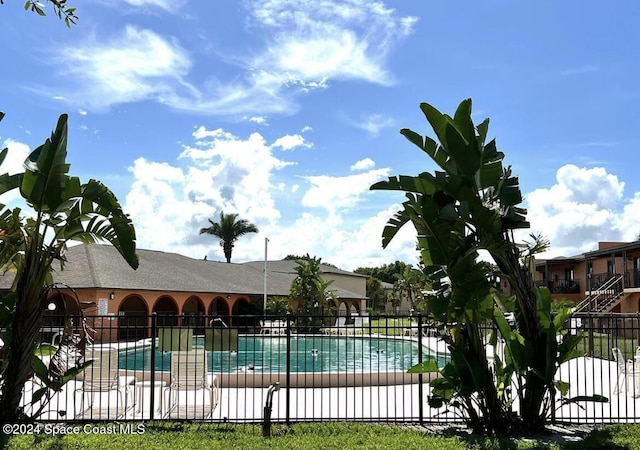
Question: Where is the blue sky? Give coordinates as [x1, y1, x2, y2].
[1, 0, 640, 270]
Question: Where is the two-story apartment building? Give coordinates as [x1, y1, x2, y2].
[535, 241, 640, 313]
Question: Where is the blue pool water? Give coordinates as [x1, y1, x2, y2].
[118, 335, 445, 373]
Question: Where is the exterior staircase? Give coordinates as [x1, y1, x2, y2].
[573, 274, 625, 313]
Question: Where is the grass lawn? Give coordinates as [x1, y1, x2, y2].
[4, 422, 640, 450]
[369, 317, 419, 336]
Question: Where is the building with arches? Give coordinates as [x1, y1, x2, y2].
[6, 244, 367, 343]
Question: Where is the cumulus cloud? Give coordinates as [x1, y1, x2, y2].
[271, 134, 312, 151]
[301, 169, 391, 214]
[351, 158, 375, 171]
[125, 128, 294, 260]
[525, 164, 627, 257]
[263, 204, 418, 270]
[0, 140, 33, 206]
[123, 126, 415, 269]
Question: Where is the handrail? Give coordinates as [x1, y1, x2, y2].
[209, 317, 228, 328]
[574, 274, 623, 313]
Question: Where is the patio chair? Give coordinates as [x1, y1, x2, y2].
[74, 346, 133, 419]
[612, 347, 639, 395]
[346, 315, 368, 335]
[164, 350, 219, 419]
[321, 316, 346, 335]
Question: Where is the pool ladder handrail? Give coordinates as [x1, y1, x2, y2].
[210, 317, 228, 328]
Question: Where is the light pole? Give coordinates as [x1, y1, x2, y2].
[263, 237, 269, 316]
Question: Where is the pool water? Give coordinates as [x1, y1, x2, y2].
[119, 335, 445, 373]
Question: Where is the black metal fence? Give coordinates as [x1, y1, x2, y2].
[15, 312, 640, 425]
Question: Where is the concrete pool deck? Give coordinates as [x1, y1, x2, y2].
[18, 354, 639, 424]
[14, 334, 640, 423]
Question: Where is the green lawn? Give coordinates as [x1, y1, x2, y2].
[4, 422, 640, 450]
[369, 317, 420, 336]
[575, 331, 638, 361]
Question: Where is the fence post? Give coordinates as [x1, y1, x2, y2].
[588, 313, 594, 357]
[417, 312, 424, 425]
[285, 311, 291, 425]
[150, 312, 157, 420]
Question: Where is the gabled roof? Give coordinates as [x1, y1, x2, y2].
[0, 244, 365, 299]
[243, 259, 367, 278]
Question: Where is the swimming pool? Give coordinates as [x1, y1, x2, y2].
[119, 335, 446, 374]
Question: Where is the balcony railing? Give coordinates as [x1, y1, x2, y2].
[625, 268, 640, 289]
[534, 279, 581, 294]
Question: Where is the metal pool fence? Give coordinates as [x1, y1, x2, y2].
[14, 312, 640, 425]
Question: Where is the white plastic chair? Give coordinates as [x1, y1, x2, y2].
[164, 350, 219, 419]
[612, 347, 639, 395]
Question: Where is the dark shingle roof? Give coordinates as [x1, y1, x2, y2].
[0, 244, 365, 299]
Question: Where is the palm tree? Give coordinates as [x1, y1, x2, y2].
[199, 211, 259, 263]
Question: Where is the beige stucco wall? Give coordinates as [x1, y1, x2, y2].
[324, 272, 366, 298]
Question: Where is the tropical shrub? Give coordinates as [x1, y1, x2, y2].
[0, 113, 138, 422]
[371, 99, 604, 433]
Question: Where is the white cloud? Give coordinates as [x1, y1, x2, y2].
[100, 0, 185, 13]
[40, 1, 415, 117]
[0, 139, 31, 206]
[125, 128, 296, 260]
[525, 164, 626, 257]
[250, 0, 418, 86]
[1, 139, 30, 175]
[271, 134, 311, 151]
[122, 126, 414, 269]
[245, 116, 268, 125]
[301, 169, 390, 214]
[353, 113, 395, 137]
[351, 158, 375, 171]
[260, 204, 418, 271]
[53, 26, 193, 111]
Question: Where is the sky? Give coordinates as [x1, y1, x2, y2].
[1, 0, 640, 271]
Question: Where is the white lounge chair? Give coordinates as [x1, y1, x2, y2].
[321, 316, 346, 335]
[261, 320, 287, 335]
[346, 315, 368, 335]
[164, 350, 219, 419]
[74, 346, 133, 419]
[612, 347, 639, 396]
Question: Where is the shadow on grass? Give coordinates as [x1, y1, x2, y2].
[452, 426, 633, 450]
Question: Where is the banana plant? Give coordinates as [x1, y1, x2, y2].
[0, 113, 138, 422]
[371, 99, 603, 433]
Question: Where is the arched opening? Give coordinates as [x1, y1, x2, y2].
[183, 296, 205, 334]
[42, 293, 78, 344]
[153, 296, 179, 327]
[209, 297, 230, 328]
[348, 302, 359, 324]
[118, 296, 148, 341]
[231, 297, 252, 330]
